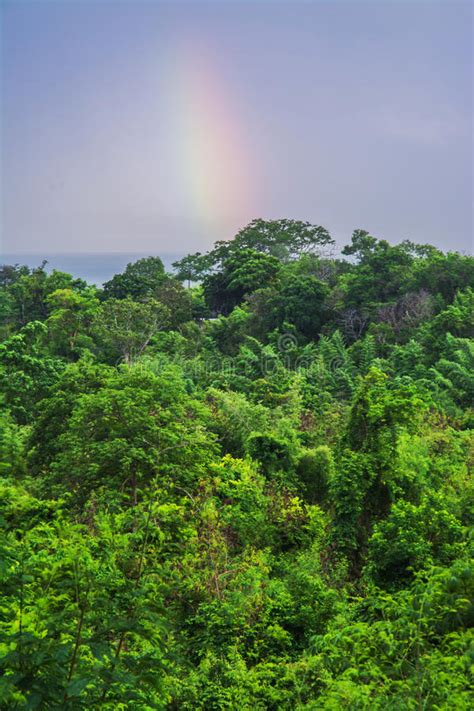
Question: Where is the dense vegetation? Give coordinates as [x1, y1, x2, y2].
[0, 219, 473, 709]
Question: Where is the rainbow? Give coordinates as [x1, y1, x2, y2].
[170, 40, 257, 240]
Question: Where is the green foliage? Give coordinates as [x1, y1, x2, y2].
[246, 432, 297, 481]
[0, 410, 26, 477]
[0, 482, 169, 708]
[46, 364, 217, 505]
[0, 226, 472, 707]
[0, 321, 64, 423]
[4, 263, 88, 330]
[203, 249, 281, 316]
[307, 561, 474, 709]
[154, 278, 193, 328]
[93, 297, 171, 364]
[279, 275, 329, 340]
[296, 445, 334, 504]
[46, 286, 99, 357]
[367, 494, 466, 585]
[411, 251, 474, 303]
[422, 288, 474, 362]
[230, 218, 334, 261]
[102, 256, 166, 299]
[172, 252, 214, 285]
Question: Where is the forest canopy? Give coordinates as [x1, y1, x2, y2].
[0, 219, 473, 709]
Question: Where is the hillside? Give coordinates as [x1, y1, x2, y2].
[0, 220, 473, 709]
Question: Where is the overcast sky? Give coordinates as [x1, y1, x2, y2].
[1, 0, 472, 255]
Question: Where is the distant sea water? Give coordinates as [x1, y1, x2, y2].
[0, 252, 186, 286]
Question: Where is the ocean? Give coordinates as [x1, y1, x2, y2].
[0, 252, 186, 286]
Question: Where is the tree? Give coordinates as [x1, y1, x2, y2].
[154, 279, 193, 328]
[0, 481, 170, 708]
[0, 321, 64, 424]
[0, 263, 30, 289]
[340, 233, 415, 308]
[422, 288, 474, 362]
[172, 253, 214, 287]
[0, 410, 26, 477]
[46, 365, 217, 505]
[173, 220, 335, 284]
[410, 251, 474, 303]
[46, 287, 99, 356]
[6, 264, 88, 328]
[93, 297, 170, 364]
[341, 229, 378, 260]
[203, 250, 281, 315]
[430, 335, 474, 408]
[226, 218, 334, 262]
[102, 256, 166, 300]
[280, 274, 329, 339]
[28, 358, 112, 478]
[366, 494, 464, 585]
[330, 368, 425, 574]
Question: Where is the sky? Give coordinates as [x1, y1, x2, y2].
[0, 0, 472, 256]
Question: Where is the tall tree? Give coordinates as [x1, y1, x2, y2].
[102, 257, 167, 300]
[93, 298, 170, 364]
